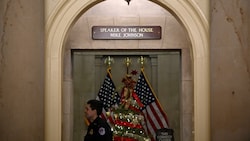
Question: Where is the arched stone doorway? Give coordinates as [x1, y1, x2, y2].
[45, 0, 209, 141]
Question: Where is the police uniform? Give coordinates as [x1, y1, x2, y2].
[84, 117, 113, 141]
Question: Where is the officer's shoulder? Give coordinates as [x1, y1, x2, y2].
[97, 117, 109, 126]
[96, 117, 105, 122]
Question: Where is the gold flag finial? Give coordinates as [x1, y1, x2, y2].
[138, 56, 146, 68]
[104, 56, 114, 68]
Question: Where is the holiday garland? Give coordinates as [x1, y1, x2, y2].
[107, 72, 151, 141]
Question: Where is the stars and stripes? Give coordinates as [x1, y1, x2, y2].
[96, 67, 169, 141]
[134, 69, 169, 140]
[96, 68, 120, 124]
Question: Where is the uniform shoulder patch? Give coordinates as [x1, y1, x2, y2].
[89, 129, 93, 135]
[98, 127, 105, 135]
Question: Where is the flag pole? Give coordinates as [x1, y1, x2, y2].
[138, 56, 170, 127]
[86, 56, 115, 126]
[104, 56, 114, 73]
[138, 56, 146, 70]
[124, 57, 131, 74]
[105, 56, 114, 68]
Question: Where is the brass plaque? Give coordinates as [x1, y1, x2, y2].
[92, 26, 161, 40]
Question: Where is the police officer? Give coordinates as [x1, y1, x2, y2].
[84, 99, 113, 141]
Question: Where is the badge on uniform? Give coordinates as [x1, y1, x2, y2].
[98, 127, 105, 135]
[89, 129, 93, 135]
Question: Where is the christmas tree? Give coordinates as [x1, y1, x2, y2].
[107, 72, 151, 141]
[98, 56, 169, 141]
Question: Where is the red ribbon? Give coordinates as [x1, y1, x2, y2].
[128, 105, 141, 113]
[132, 92, 144, 107]
[114, 136, 138, 141]
[115, 120, 143, 129]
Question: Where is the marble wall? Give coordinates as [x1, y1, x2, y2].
[211, 0, 250, 140]
[0, 0, 44, 140]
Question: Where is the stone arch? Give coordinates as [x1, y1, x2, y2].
[45, 0, 209, 141]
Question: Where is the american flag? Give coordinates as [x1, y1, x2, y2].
[96, 68, 120, 124]
[134, 69, 169, 140]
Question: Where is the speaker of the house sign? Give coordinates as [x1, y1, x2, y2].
[92, 26, 161, 40]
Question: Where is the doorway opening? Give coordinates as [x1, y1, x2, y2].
[45, 0, 209, 140]
[62, 49, 193, 141]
